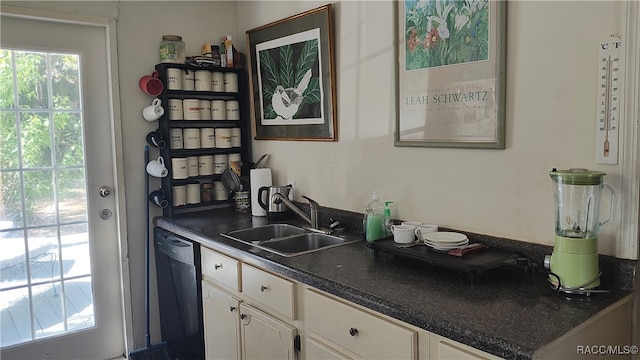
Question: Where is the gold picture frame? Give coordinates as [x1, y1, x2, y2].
[246, 5, 338, 141]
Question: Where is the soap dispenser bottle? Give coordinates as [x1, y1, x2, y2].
[383, 201, 394, 236]
[365, 192, 385, 242]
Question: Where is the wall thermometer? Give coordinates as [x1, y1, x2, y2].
[595, 35, 622, 164]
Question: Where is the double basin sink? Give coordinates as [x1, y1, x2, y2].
[221, 224, 360, 257]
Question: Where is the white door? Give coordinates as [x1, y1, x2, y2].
[0, 10, 126, 360]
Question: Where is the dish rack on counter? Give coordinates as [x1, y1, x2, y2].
[368, 238, 519, 284]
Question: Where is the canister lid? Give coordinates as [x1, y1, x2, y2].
[162, 35, 183, 41]
[549, 168, 606, 185]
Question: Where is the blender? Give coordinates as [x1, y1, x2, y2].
[544, 168, 615, 294]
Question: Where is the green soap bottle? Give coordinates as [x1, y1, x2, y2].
[365, 192, 385, 242]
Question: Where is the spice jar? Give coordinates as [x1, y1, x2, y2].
[160, 35, 185, 64]
[201, 182, 213, 203]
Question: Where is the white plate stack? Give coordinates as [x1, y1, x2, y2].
[422, 232, 469, 251]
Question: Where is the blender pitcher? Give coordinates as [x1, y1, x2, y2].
[545, 168, 615, 291]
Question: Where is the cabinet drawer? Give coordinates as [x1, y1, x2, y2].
[201, 247, 240, 291]
[305, 289, 416, 359]
[241, 264, 295, 319]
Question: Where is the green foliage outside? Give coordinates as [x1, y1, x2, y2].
[404, 0, 489, 70]
[0, 49, 85, 228]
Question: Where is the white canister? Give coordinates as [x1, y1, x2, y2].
[215, 128, 232, 149]
[182, 99, 201, 120]
[171, 157, 189, 180]
[200, 128, 216, 148]
[211, 100, 226, 120]
[211, 72, 224, 92]
[194, 70, 212, 91]
[198, 155, 214, 176]
[172, 185, 187, 206]
[166, 68, 182, 90]
[182, 69, 195, 91]
[199, 100, 212, 120]
[169, 128, 183, 149]
[224, 72, 238, 93]
[230, 128, 241, 147]
[186, 182, 201, 204]
[213, 154, 228, 174]
[168, 99, 183, 120]
[214, 181, 228, 201]
[227, 153, 241, 174]
[226, 100, 240, 120]
[187, 156, 199, 177]
[182, 128, 200, 149]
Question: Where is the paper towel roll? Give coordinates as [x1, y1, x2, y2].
[250, 168, 272, 216]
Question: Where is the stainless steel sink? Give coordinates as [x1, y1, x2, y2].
[225, 224, 307, 242]
[259, 233, 358, 256]
[221, 224, 359, 257]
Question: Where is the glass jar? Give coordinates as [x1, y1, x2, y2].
[160, 35, 185, 64]
[201, 182, 213, 203]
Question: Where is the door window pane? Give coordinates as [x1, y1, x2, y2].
[0, 49, 94, 348]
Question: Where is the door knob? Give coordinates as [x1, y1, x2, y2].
[99, 186, 112, 197]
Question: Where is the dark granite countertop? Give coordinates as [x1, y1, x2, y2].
[154, 208, 633, 360]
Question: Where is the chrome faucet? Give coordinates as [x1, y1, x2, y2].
[271, 193, 321, 230]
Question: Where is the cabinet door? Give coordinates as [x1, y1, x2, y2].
[202, 281, 241, 360]
[305, 335, 361, 360]
[240, 303, 297, 360]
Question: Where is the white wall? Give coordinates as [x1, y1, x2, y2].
[236, 1, 632, 257]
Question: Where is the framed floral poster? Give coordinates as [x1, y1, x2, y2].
[395, 0, 506, 149]
[246, 5, 337, 141]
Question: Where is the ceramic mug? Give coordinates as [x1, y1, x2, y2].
[146, 156, 168, 178]
[139, 71, 163, 96]
[390, 225, 415, 244]
[146, 130, 166, 149]
[143, 98, 164, 121]
[415, 224, 439, 241]
[148, 188, 169, 208]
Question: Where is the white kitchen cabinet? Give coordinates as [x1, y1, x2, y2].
[242, 263, 295, 319]
[202, 281, 242, 360]
[240, 303, 297, 360]
[201, 246, 241, 292]
[305, 288, 417, 359]
[305, 334, 363, 360]
[430, 334, 502, 360]
[201, 246, 300, 359]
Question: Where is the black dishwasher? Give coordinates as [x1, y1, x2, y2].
[153, 227, 204, 360]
